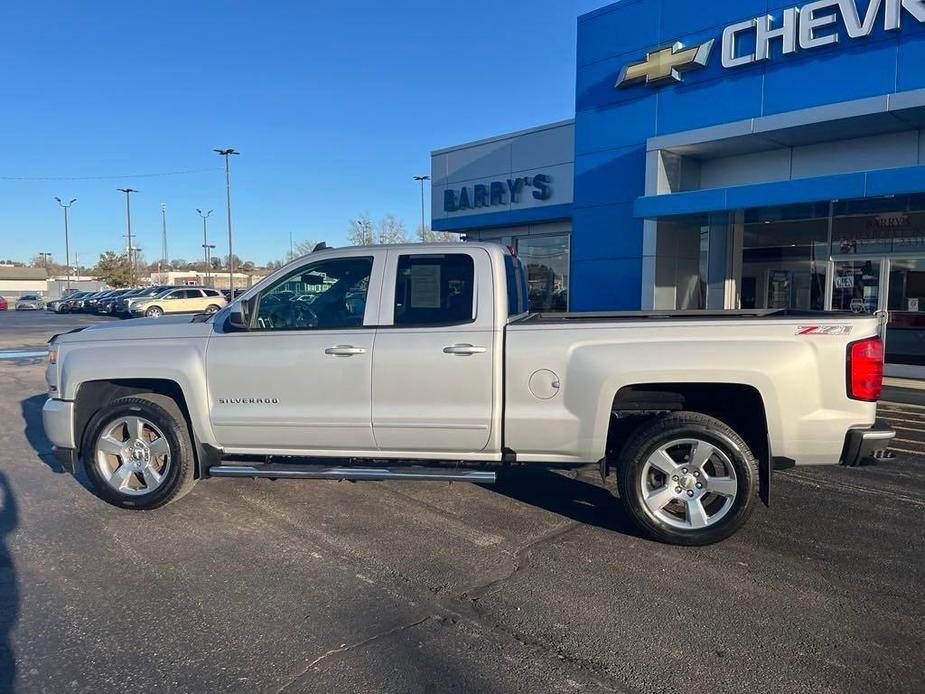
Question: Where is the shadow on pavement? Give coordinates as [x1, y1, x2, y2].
[21, 395, 93, 494]
[490, 467, 643, 538]
[0, 472, 19, 691]
[21, 394, 63, 474]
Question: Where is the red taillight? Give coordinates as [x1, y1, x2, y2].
[848, 338, 884, 402]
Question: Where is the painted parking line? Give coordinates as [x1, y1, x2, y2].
[887, 447, 925, 457]
[0, 350, 48, 360]
[891, 438, 925, 449]
[880, 400, 925, 410]
[878, 416, 925, 425]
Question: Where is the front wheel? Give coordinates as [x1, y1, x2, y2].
[82, 394, 197, 510]
[145, 306, 163, 318]
[615, 412, 757, 546]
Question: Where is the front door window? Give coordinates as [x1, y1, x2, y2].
[252, 257, 373, 331]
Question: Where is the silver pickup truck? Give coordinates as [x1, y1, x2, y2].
[42, 242, 894, 545]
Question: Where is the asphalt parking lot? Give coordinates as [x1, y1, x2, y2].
[0, 310, 923, 693]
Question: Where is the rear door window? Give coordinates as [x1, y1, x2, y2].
[393, 254, 475, 326]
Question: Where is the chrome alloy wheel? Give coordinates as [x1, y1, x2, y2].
[94, 416, 171, 496]
[639, 438, 738, 530]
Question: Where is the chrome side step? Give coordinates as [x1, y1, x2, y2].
[208, 464, 496, 484]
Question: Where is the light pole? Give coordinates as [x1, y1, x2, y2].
[54, 197, 77, 292]
[214, 148, 239, 297]
[39, 252, 52, 272]
[117, 188, 138, 285]
[197, 208, 214, 284]
[160, 203, 169, 277]
[413, 175, 430, 239]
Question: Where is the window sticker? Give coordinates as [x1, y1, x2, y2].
[410, 264, 441, 308]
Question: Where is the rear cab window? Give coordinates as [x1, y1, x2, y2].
[504, 253, 528, 317]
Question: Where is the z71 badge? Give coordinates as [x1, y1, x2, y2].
[795, 325, 853, 336]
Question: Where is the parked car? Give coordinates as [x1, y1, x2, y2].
[15, 294, 44, 310]
[130, 287, 227, 318]
[81, 290, 117, 313]
[59, 291, 92, 313]
[47, 290, 79, 313]
[0, 296, 7, 311]
[96, 289, 135, 315]
[58, 291, 92, 313]
[114, 285, 174, 317]
[42, 243, 894, 546]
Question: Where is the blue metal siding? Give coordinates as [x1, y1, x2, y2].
[431, 203, 573, 233]
[573, 146, 647, 208]
[634, 165, 925, 218]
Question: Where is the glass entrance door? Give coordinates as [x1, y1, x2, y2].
[830, 258, 884, 315]
[828, 256, 925, 377]
[885, 258, 925, 373]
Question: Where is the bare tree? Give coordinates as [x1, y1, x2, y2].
[347, 213, 376, 246]
[286, 239, 320, 262]
[377, 214, 409, 244]
[417, 224, 458, 244]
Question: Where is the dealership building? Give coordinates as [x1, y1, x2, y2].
[431, 0, 925, 375]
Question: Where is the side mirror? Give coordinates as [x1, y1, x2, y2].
[225, 297, 255, 332]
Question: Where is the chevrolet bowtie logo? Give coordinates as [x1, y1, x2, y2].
[615, 40, 715, 88]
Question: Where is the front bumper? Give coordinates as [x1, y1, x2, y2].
[42, 398, 76, 449]
[52, 447, 79, 474]
[842, 419, 895, 467]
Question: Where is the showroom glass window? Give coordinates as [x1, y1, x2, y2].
[740, 203, 830, 311]
[252, 257, 373, 331]
[515, 235, 569, 312]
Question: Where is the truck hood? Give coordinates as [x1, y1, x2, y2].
[53, 314, 215, 344]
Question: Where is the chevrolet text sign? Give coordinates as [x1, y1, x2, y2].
[616, 0, 925, 88]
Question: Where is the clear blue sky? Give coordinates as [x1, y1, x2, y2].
[0, 0, 609, 267]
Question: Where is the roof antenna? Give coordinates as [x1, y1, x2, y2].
[312, 242, 330, 252]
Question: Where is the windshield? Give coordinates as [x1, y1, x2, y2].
[20, 295, 39, 300]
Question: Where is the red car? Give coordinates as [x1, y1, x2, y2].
[0, 296, 8, 311]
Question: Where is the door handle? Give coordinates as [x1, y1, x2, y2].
[443, 344, 487, 356]
[324, 345, 367, 357]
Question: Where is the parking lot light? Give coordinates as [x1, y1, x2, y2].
[214, 148, 239, 298]
[54, 197, 77, 292]
[197, 208, 214, 284]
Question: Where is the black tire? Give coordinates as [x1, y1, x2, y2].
[145, 306, 163, 318]
[615, 412, 758, 546]
[81, 394, 197, 510]
[204, 304, 220, 314]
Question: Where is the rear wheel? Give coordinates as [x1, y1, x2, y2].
[145, 306, 163, 318]
[204, 304, 220, 314]
[615, 412, 757, 546]
[82, 394, 197, 510]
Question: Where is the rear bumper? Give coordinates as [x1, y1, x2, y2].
[841, 419, 895, 467]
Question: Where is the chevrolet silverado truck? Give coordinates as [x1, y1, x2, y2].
[42, 243, 894, 545]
